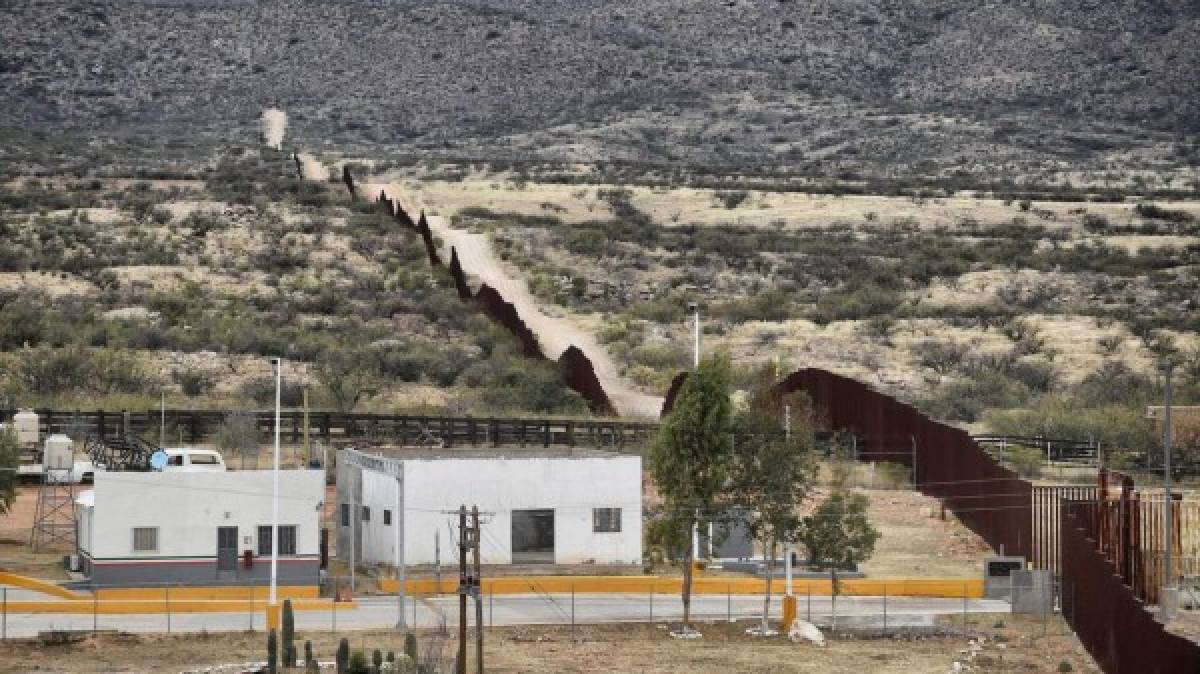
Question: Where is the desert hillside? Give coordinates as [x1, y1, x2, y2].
[2, 0, 1198, 182]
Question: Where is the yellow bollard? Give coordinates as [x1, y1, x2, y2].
[266, 602, 282, 631]
[781, 595, 797, 631]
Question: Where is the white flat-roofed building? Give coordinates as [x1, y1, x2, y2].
[75, 469, 325, 587]
[336, 448, 641, 567]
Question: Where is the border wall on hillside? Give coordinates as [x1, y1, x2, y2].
[356, 182, 616, 416]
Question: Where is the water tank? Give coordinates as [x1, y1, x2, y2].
[43, 434, 74, 471]
[13, 410, 39, 446]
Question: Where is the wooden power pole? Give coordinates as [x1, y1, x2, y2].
[472, 505, 484, 674]
[457, 505, 468, 674]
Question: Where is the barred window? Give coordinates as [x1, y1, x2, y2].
[384, 509, 392, 526]
[592, 508, 621, 533]
[258, 525, 298, 555]
[341, 503, 349, 527]
[132, 527, 158, 552]
[361, 506, 370, 522]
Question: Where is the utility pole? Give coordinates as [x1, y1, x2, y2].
[457, 506, 468, 674]
[1161, 360, 1175, 620]
[472, 506, 483, 674]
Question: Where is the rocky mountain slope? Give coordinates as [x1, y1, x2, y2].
[3, 0, 1198, 176]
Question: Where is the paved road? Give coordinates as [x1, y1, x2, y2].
[0, 593, 1009, 638]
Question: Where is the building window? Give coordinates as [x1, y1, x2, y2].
[361, 506, 370, 522]
[258, 525, 298, 555]
[383, 509, 392, 526]
[593, 508, 621, 533]
[132, 527, 158, 552]
[341, 503, 349, 527]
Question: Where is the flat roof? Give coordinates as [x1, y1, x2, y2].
[343, 446, 634, 461]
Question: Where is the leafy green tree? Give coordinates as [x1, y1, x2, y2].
[648, 354, 734, 634]
[800, 466, 880, 629]
[0, 427, 17, 515]
[730, 366, 816, 633]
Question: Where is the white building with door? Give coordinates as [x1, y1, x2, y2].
[76, 470, 325, 587]
[336, 449, 642, 566]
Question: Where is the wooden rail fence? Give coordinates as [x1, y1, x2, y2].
[1, 409, 657, 452]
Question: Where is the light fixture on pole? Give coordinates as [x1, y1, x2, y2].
[270, 357, 282, 609]
[1160, 359, 1175, 620]
[687, 301, 701, 369]
[687, 301, 701, 562]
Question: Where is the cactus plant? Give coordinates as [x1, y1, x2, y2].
[404, 633, 418, 664]
[282, 599, 297, 667]
[266, 629, 278, 674]
[372, 649, 383, 673]
[349, 649, 370, 674]
[336, 637, 350, 674]
[305, 640, 314, 667]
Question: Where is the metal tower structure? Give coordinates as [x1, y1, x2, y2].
[30, 468, 77, 552]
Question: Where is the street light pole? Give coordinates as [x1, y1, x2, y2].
[271, 357, 282, 608]
[1161, 360, 1174, 620]
[687, 301, 700, 561]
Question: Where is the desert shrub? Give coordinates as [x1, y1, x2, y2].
[1082, 213, 1110, 231]
[921, 372, 1033, 422]
[812, 283, 903, 324]
[348, 650, 369, 674]
[173, 366, 217, 397]
[240, 376, 305, 407]
[1136, 202, 1194, 224]
[1073, 362, 1157, 406]
[715, 190, 750, 209]
[212, 411, 259, 454]
[984, 399, 1156, 452]
[916, 339, 968, 375]
[710, 288, 795, 323]
[2, 347, 151, 397]
[1007, 446, 1043, 478]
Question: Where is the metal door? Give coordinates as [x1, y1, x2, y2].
[511, 509, 555, 564]
[217, 526, 238, 572]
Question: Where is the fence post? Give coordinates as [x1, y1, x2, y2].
[165, 586, 171, 634]
[806, 586, 811, 623]
[489, 590, 493, 628]
[2, 587, 6, 640]
[93, 590, 98, 633]
[882, 583, 887, 633]
[571, 582, 575, 639]
[649, 583, 653, 624]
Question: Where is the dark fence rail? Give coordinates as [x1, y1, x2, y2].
[1, 409, 656, 451]
[973, 435, 1100, 463]
[1062, 500, 1200, 673]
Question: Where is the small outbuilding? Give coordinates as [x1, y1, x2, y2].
[337, 448, 642, 566]
[76, 470, 325, 587]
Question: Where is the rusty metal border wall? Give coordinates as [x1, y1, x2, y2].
[1062, 500, 1200, 673]
[364, 183, 616, 416]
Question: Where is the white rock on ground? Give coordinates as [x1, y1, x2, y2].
[787, 619, 825, 646]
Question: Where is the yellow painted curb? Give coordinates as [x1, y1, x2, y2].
[0, 571, 84, 600]
[379, 576, 984, 599]
[95, 585, 319, 601]
[2, 598, 356, 615]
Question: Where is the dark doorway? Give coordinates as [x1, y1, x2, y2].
[217, 526, 239, 572]
[511, 509, 555, 564]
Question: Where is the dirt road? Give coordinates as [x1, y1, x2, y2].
[363, 180, 664, 418]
